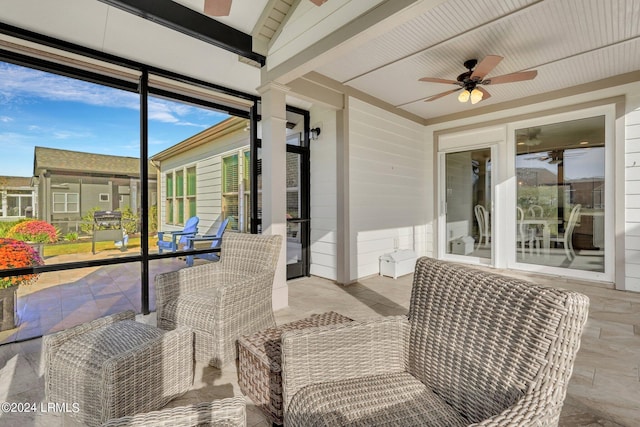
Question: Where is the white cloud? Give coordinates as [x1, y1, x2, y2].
[0, 63, 139, 109]
[0, 116, 13, 123]
[147, 98, 222, 127]
[52, 130, 94, 140]
[0, 132, 35, 145]
[0, 63, 225, 127]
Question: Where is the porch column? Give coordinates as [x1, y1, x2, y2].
[336, 101, 356, 285]
[257, 82, 289, 310]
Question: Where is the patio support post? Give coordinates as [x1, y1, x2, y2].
[257, 81, 289, 310]
[336, 100, 356, 285]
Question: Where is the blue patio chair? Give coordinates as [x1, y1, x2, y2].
[185, 218, 230, 267]
[157, 216, 199, 253]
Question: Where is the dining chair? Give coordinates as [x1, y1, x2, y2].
[474, 204, 490, 249]
[550, 204, 582, 261]
[516, 206, 537, 256]
[527, 204, 544, 218]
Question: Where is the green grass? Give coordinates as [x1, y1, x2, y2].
[43, 236, 156, 257]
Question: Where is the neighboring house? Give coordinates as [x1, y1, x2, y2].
[32, 147, 157, 234]
[150, 117, 251, 235]
[0, 176, 36, 220]
[151, 116, 304, 268]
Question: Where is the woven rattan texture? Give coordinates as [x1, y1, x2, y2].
[43, 311, 193, 427]
[286, 372, 468, 427]
[238, 311, 352, 425]
[155, 233, 282, 368]
[99, 397, 246, 427]
[280, 257, 589, 427]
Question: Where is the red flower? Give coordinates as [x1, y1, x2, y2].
[8, 220, 58, 244]
[0, 238, 44, 288]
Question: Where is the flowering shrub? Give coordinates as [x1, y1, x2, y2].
[8, 220, 58, 244]
[0, 238, 44, 288]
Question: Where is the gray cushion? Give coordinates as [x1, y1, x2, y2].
[285, 372, 468, 427]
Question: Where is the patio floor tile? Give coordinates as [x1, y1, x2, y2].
[0, 264, 637, 426]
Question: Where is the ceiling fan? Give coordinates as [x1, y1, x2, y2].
[204, 0, 328, 17]
[419, 55, 537, 104]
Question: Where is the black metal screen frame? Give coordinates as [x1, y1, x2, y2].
[0, 25, 259, 326]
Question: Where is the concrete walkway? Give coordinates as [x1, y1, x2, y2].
[0, 264, 638, 426]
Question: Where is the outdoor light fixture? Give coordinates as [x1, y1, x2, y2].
[309, 127, 321, 140]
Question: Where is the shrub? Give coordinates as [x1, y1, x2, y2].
[149, 204, 158, 234]
[0, 220, 22, 238]
[119, 206, 139, 235]
[80, 207, 102, 235]
[8, 220, 58, 243]
[0, 238, 44, 288]
[65, 232, 79, 242]
[81, 206, 139, 235]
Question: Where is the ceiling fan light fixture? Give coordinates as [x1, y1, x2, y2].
[309, 0, 329, 5]
[524, 137, 541, 146]
[419, 55, 538, 104]
[470, 88, 483, 104]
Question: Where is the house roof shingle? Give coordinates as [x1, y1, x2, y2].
[33, 147, 155, 177]
[0, 176, 32, 188]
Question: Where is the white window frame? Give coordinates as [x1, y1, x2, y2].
[222, 153, 239, 231]
[164, 163, 197, 226]
[6, 193, 33, 217]
[99, 193, 110, 202]
[53, 192, 79, 213]
[506, 104, 615, 282]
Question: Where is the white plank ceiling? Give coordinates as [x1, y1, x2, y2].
[314, 0, 640, 120]
[1, 0, 638, 121]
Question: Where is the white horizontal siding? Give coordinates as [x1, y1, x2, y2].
[310, 106, 338, 280]
[157, 128, 248, 233]
[348, 97, 428, 280]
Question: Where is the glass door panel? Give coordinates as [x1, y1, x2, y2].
[445, 148, 492, 259]
[251, 108, 310, 279]
[515, 116, 605, 272]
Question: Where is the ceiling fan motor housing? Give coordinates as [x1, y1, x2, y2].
[457, 59, 480, 90]
[463, 59, 478, 70]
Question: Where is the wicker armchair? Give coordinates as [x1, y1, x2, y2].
[281, 257, 589, 426]
[99, 397, 246, 427]
[155, 232, 282, 368]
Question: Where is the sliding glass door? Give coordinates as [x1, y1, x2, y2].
[512, 114, 610, 278]
[441, 146, 494, 263]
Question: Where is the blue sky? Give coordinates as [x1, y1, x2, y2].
[0, 62, 229, 177]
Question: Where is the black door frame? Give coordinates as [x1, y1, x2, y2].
[250, 105, 311, 279]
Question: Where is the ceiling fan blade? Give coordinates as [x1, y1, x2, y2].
[470, 55, 503, 80]
[424, 88, 461, 102]
[419, 77, 460, 85]
[204, 0, 232, 16]
[477, 86, 491, 101]
[483, 70, 538, 85]
[310, 0, 329, 5]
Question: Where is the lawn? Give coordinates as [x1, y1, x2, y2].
[43, 236, 157, 257]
